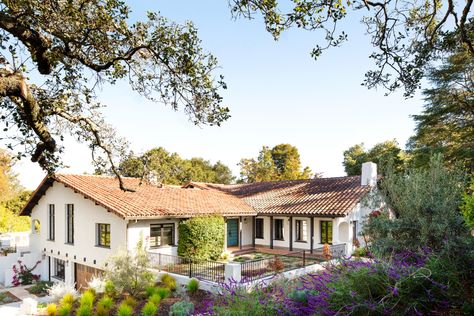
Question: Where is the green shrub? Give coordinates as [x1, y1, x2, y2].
[46, 303, 57, 316]
[122, 296, 137, 308]
[353, 247, 368, 257]
[145, 285, 157, 297]
[169, 301, 194, 316]
[187, 278, 199, 293]
[141, 301, 158, 316]
[161, 274, 176, 291]
[104, 280, 116, 298]
[97, 296, 114, 310]
[149, 293, 161, 306]
[117, 302, 133, 316]
[94, 305, 108, 316]
[57, 303, 72, 316]
[76, 305, 92, 316]
[178, 215, 225, 260]
[155, 287, 170, 299]
[79, 290, 95, 308]
[60, 293, 75, 306]
[28, 281, 53, 295]
[104, 248, 154, 296]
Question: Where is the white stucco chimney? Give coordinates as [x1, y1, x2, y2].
[361, 162, 377, 186]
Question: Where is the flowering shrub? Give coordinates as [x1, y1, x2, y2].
[203, 251, 457, 315]
[87, 275, 105, 293]
[12, 260, 41, 286]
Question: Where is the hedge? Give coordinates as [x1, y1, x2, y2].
[177, 215, 225, 261]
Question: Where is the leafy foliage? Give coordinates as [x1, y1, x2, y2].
[407, 50, 474, 173]
[169, 300, 194, 316]
[230, 1, 474, 96]
[57, 303, 72, 316]
[343, 140, 407, 176]
[12, 259, 40, 286]
[187, 278, 199, 293]
[117, 147, 234, 184]
[363, 155, 469, 255]
[103, 247, 154, 296]
[177, 215, 225, 261]
[141, 301, 158, 316]
[27, 280, 53, 295]
[239, 144, 312, 183]
[161, 274, 177, 291]
[0, 1, 229, 189]
[45, 303, 57, 316]
[117, 301, 133, 316]
[461, 175, 474, 230]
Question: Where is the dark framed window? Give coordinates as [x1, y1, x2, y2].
[295, 219, 307, 242]
[97, 224, 111, 247]
[352, 221, 358, 243]
[53, 258, 65, 281]
[274, 219, 284, 240]
[66, 204, 74, 244]
[255, 218, 264, 239]
[150, 223, 174, 247]
[48, 204, 55, 240]
[320, 221, 333, 244]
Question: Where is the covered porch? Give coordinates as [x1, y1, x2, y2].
[225, 215, 356, 257]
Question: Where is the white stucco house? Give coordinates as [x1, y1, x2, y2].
[17, 162, 378, 289]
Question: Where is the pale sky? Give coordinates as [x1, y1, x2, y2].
[13, 1, 423, 189]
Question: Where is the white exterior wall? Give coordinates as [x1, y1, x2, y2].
[29, 181, 127, 285]
[241, 216, 253, 246]
[127, 219, 180, 256]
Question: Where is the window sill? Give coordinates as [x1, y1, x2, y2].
[95, 245, 110, 249]
[255, 237, 264, 240]
[64, 243, 74, 246]
[273, 238, 285, 241]
[51, 276, 64, 282]
[295, 240, 307, 243]
[150, 245, 175, 249]
[46, 239, 55, 242]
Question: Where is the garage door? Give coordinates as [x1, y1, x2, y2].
[75, 263, 103, 291]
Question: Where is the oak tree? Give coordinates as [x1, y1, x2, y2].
[0, 0, 229, 190]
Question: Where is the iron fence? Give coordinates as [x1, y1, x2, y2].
[240, 250, 323, 282]
[148, 252, 225, 283]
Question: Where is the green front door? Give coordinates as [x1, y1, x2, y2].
[227, 219, 239, 247]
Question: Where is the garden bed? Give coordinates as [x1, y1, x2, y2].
[0, 291, 20, 305]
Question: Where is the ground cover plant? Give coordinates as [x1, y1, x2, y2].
[0, 291, 20, 305]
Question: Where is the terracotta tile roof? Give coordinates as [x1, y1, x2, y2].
[21, 174, 257, 218]
[192, 176, 371, 217]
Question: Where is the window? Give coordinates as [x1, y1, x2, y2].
[97, 224, 111, 247]
[66, 204, 74, 244]
[255, 218, 264, 239]
[53, 258, 65, 281]
[48, 204, 55, 240]
[320, 221, 333, 244]
[274, 219, 284, 240]
[150, 223, 174, 247]
[295, 220, 307, 241]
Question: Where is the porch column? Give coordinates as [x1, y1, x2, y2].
[289, 216, 293, 251]
[252, 216, 256, 248]
[239, 216, 243, 250]
[310, 217, 315, 254]
[270, 216, 274, 249]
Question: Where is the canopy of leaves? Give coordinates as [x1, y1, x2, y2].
[343, 140, 407, 176]
[239, 144, 312, 182]
[363, 155, 470, 256]
[0, 0, 229, 190]
[230, 1, 473, 96]
[116, 147, 235, 185]
[407, 50, 474, 173]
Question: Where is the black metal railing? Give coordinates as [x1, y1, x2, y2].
[148, 252, 225, 283]
[240, 250, 323, 282]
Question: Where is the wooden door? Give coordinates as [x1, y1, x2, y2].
[75, 263, 103, 291]
[227, 219, 239, 247]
